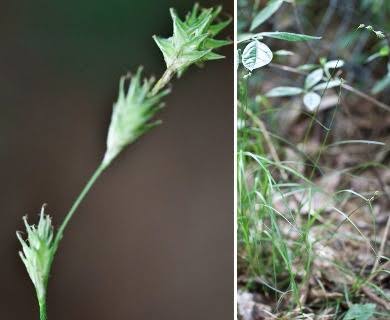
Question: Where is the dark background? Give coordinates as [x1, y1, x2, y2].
[0, 0, 233, 319]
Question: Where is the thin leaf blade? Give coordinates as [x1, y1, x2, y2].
[266, 86, 303, 97]
[250, 0, 284, 31]
[260, 31, 321, 42]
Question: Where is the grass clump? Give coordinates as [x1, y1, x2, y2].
[237, 0, 390, 319]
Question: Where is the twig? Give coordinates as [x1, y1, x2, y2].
[342, 83, 390, 112]
[371, 216, 390, 277]
[315, 0, 338, 39]
[308, 0, 338, 64]
[292, 1, 318, 58]
[361, 285, 390, 311]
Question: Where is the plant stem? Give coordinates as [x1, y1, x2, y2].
[151, 67, 174, 96]
[41, 63, 174, 319]
[39, 298, 47, 320]
[53, 161, 107, 251]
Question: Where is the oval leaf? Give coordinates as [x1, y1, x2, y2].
[242, 40, 273, 71]
[274, 50, 294, 56]
[250, 0, 284, 31]
[259, 31, 321, 42]
[324, 60, 344, 70]
[305, 68, 323, 89]
[303, 91, 321, 112]
[298, 64, 319, 71]
[266, 86, 303, 97]
[313, 79, 342, 92]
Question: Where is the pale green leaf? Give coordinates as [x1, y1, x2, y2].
[250, 0, 284, 31]
[313, 79, 342, 91]
[324, 60, 344, 77]
[303, 91, 321, 111]
[305, 68, 324, 89]
[343, 303, 376, 320]
[372, 73, 390, 94]
[260, 31, 321, 41]
[298, 64, 319, 71]
[242, 40, 273, 71]
[266, 86, 303, 97]
[325, 60, 344, 69]
[274, 50, 294, 56]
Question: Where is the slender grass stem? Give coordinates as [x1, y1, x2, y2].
[53, 161, 107, 251]
[151, 67, 174, 96]
[39, 298, 47, 320]
[52, 61, 176, 260]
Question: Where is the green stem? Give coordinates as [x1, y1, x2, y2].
[39, 298, 47, 320]
[53, 161, 107, 251]
[151, 67, 174, 96]
[40, 59, 174, 320]
[38, 162, 107, 320]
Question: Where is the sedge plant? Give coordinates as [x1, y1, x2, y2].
[16, 4, 230, 320]
[238, 1, 390, 317]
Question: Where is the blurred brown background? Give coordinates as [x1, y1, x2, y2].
[0, 0, 233, 319]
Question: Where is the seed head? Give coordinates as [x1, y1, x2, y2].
[153, 4, 231, 77]
[103, 67, 170, 166]
[17, 205, 54, 301]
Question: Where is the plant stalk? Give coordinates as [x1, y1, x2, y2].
[53, 161, 107, 251]
[151, 67, 174, 96]
[39, 298, 47, 320]
[41, 64, 176, 319]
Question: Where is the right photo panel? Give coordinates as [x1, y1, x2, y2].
[237, 1, 390, 319]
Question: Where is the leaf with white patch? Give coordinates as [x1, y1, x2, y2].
[242, 40, 273, 71]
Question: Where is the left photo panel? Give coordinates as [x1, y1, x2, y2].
[0, 1, 233, 319]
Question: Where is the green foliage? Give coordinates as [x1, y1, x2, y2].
[367, 46, 389, 63]
[238, 1, 390, 318]
[250, 0, 284, 31]
[266, 86, 303, 97]
[265, 59, 343, 111]
[242, 40, 273, 71]
[153, 4, 230, 77]
[238, 0, 320, 73]
[343, 303, 376, 320]
[304, 68, 323, 89]
[259, 31, 321, 42]
[303, 91, 321, 111]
